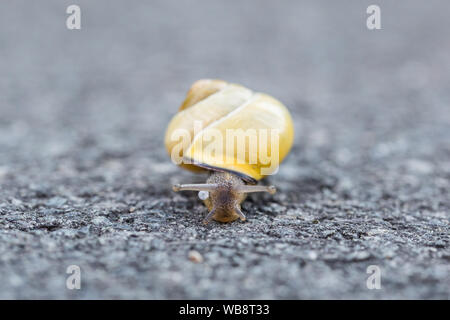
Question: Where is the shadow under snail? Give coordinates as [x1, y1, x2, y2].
[165, 79, 294, 224]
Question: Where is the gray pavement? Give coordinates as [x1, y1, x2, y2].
[0, 0, 449, 299]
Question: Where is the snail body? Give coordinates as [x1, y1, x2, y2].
[165, 79, 294, 223]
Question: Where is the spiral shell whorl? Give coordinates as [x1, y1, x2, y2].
[165, 79, 294, 181]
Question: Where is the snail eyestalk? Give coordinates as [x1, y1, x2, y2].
[172, 183, 219, 192]
[236, 185, 276, 195]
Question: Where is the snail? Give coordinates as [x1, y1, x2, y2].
[165, 79, 294, 224]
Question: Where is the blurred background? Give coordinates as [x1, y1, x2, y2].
[0, 0, 449, 299]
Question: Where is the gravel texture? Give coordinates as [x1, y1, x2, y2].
[0, 0, 449, 299]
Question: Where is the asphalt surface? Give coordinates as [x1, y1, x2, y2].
[0, 0, 449, 299]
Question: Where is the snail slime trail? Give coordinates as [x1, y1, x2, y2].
[165, 79, 294, 224]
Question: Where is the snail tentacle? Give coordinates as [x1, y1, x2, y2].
[173, 183, 219, 192]
[236, 185, 276, 195]
[203, 206, 217, 225]
[234, 205, 246, 221]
